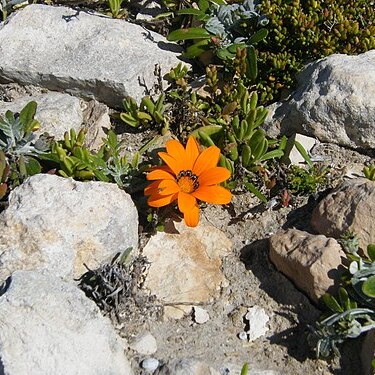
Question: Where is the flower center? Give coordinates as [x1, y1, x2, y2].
[176, 170, 199, 193]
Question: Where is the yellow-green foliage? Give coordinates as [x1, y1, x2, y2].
[256, 0, 375, 103]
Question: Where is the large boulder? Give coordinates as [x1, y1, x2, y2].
[0, 4, 185, 107]
[269, 229, 345, 303]
[0, 174, 138, 283]
[264, 51, 375, 149]
[311, 178, 375, 253]
[0, 270, 133, 375]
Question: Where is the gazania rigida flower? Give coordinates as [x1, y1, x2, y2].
[144, 136, 232, 227]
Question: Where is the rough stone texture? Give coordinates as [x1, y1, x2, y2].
[0, 270, 133, 375]
[0, 174, 138, 283]
[0, 4, 185, 107]
[269, 229, 345, 303]
[311, 178, 375, 253]
[0, 91, 84, 139]
[143, 222, 232, 319]
[263, 51, 375, 149]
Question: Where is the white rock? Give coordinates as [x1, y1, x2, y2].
[0, 270, 133, 375]
[143, 222, 232, 319]
[141, 358, 160, 372]
[193, 306, 210, 324]
[264, 51, 375, 149]
[245, 306, 270, 342]
[0, 4, 186, 107]
[129, 332, 158, 355]
[285, 133, 317, 165]
[0, 174, 138, 282]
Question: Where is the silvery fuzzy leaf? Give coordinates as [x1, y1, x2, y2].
[205, 16, 227, 38]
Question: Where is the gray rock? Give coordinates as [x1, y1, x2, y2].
[0, 174, 138, 283]
[0, 91, 84, 139]
[269, 229, 345, 303]
[0, 4, 185, 107]
[141, 358, 160, 372]
[311, 178, 375, 254]
[129, 332, 158, 355]
[0, 91, 111, 147]
[264, 51, 375, 149]
[0, 270, 133, 375]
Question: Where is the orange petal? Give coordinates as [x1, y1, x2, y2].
[148, 192, 178, 208]
[192, 145, 220, 176]
[185, 136, 200, 170]
[158, 152, 183, 175]
[184, 205, 200, 227]
[192, 185, 232, 204]
[178, 191, 197, 213]
[158, 179, 179, 195]
[147, 169, 175, 181]
[144, 181, 162, 196]
[166, 139, 186, 162]
[198, 167, 231, 186]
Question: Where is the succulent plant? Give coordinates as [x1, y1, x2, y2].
[256, 0, 375, 103]
[309, 234, 375, 358]
[120, 94, 169, 135]
[0, 101, 46, 190]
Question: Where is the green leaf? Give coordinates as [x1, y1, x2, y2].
[167, 28, 211, 42]
[19, 101, 37, 133]
[244, 181, 267, 203]
[322, 293, 343, 313]
[24, 157, 42, 176]
[248, 28, 268, 45]
[258, 149, 284, 161]
[362, 275, 375, 298]
[191, 125, 223, 138]
[338, 287, 351, 310]
[294, 140, 313, 167]
[183, 39, 211, 58]
[367, 244, 375, 262]
[240, 363, 249, 375]
[246, 46, 258, 81]
[176, 9, 205, 17]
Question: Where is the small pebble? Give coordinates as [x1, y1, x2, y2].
[238, 331, 248, 340]
[141, 358, 159, 372]
[193, 306, 210, 324]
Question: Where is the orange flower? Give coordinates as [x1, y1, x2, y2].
[144, 136, 232, 227]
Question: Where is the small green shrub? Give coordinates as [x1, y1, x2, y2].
[0, 101, 46, 192]
[286, 164, 330, 195]
[309, 233, 375, 358]
[257, 0, 375, 103]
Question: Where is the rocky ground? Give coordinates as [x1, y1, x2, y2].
[114, 142, 371, 375]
